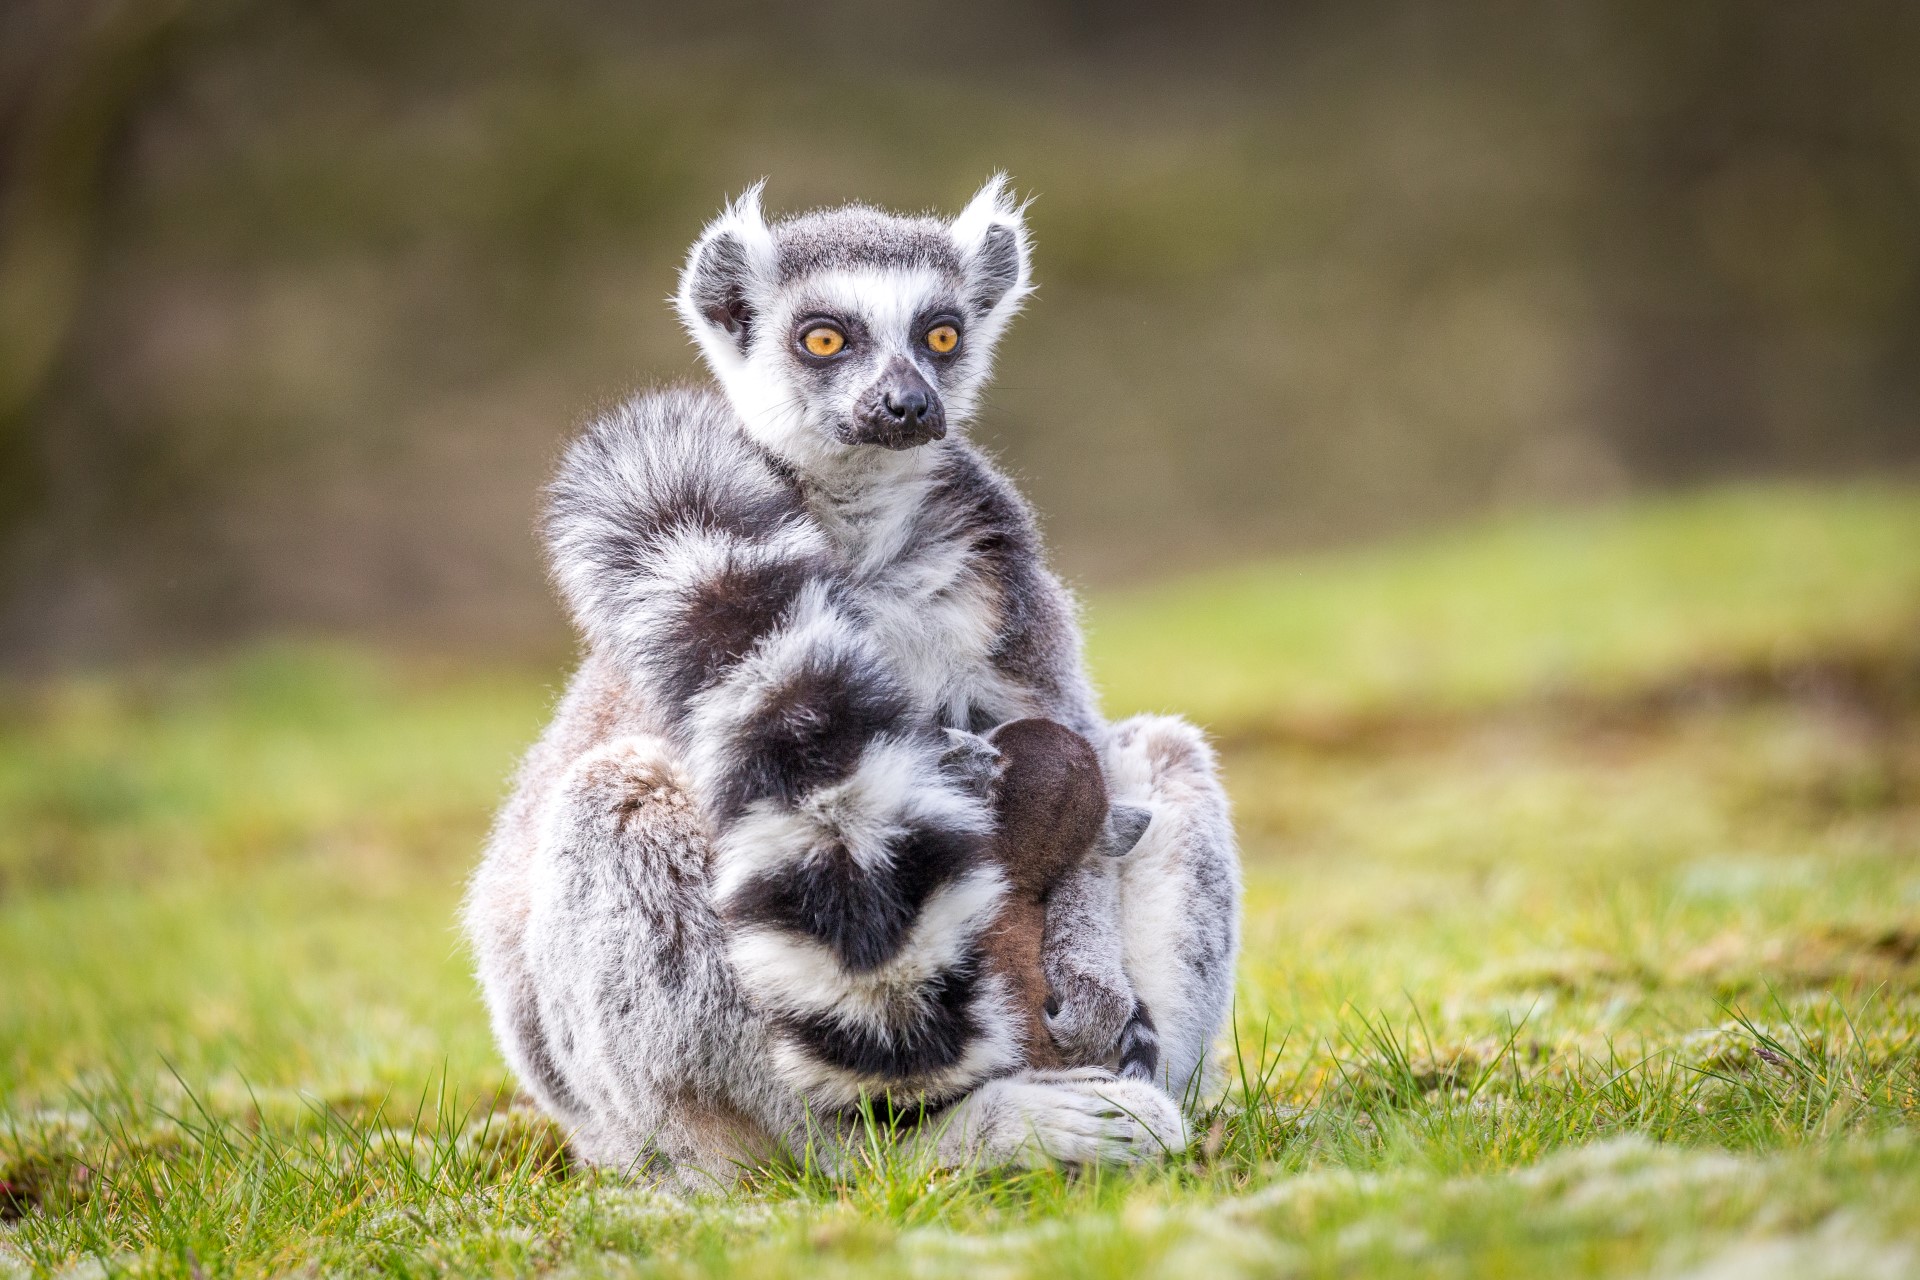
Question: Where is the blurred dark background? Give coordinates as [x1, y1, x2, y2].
[1, 0, 1915, 668]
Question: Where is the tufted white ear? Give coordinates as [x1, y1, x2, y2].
[950, 174, 1034, 331]
[675, 182, 779, 374]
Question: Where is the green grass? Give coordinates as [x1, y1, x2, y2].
[1089, 483, 1920, 728]
[4, 483, 1918, 1277]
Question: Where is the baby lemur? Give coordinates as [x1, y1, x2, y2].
[961, 719, 1155, 1071]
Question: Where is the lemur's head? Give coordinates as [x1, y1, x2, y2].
[675, 176, 1033, 470]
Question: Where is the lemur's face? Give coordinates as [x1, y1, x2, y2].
[676, 178, 1033, 471]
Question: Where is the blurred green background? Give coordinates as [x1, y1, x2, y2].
[2, 0, 1915, 667]
[5, 8, 1920, 1273]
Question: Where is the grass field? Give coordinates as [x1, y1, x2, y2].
[3, 483, 1918, 1278]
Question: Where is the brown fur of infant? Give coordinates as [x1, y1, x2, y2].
[970, 718, 1151, 1069]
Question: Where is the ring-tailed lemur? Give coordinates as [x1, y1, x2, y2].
[464, 177, 1241, 1188]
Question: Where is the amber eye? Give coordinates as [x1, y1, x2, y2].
[926, 324, 960, 354]
[802, 326, 846, 357]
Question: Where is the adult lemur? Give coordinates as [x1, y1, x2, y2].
[465, 178, 1240, 1188]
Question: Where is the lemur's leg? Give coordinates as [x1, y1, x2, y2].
[1101, 714, 1242, 1102]
[512, 735, 783, 1191]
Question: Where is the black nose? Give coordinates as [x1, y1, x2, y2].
[853, 358, 946, 448]
[883, 386, 932, 423]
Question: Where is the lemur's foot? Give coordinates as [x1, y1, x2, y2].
[943, 1067, 1187, 1167]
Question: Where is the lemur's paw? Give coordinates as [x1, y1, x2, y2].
[939, 727, 1004, 799]
[564, 735, 691, 823]
[1072, 1073, 1188, 1160]
[971, 1069, 1187, 1167]
[1044, 972, 1138, 1064]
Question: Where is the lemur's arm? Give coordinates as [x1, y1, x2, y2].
[938, 448, 1147, 1068]
[545, 393, 1018, 1107]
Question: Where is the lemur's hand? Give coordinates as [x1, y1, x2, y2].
[939, 727, 1004, 800]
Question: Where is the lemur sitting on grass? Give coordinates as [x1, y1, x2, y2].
[464, 178, 1241, 1188]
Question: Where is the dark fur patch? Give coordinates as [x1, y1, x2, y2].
[511, 997, 583, 1116]
[1115, 999, 1161, 1083]
[777, 955, 982, 1080]
[861, 1094, 932, 1132]
[964, 704, 1003, 734]
[727, 819, 979, 972]
[969, 223, 1024, 313]
[688, 232, 754, 345]
[660, 556, 814, 716]
[708, 649, 909, 826]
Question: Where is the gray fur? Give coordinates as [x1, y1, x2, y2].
[465, 178, 1240, 1185]
[773, 205, 965, 280]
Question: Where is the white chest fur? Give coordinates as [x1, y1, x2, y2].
[859, 547, 1002, 726]
[806, 457, 1032, 729]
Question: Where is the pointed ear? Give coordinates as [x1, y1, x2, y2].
[950, 173, 1033, 323]
[675, 182, 778, 361]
